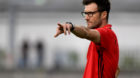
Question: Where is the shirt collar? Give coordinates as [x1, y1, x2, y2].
[102, 24, 112, 29]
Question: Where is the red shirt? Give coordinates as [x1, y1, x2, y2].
[83, 24, 119, 78]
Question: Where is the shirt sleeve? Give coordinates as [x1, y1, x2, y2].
[96, 28, 112, 49]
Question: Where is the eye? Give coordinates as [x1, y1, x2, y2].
[81, 11, 98, 17]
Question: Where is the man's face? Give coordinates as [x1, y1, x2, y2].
[84, 3, 102, 29]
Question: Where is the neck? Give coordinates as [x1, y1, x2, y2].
[99, 20, 108, 28]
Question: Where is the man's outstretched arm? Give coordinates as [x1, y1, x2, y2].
[54, 23, 100, 44]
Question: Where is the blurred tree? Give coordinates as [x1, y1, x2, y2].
[68, 51, 79, 67]
[121, 55, 139, 71]
[0, 49, 6, 69]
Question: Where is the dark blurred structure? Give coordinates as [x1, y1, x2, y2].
[35, 39, 45, 67]
[21, 39, 30, 68]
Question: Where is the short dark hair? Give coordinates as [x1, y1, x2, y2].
[83, 0, 111, 21]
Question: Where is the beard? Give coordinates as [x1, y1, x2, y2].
[87, 21, 102, 29]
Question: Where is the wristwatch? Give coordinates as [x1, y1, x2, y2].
[66, 22, 75, 31]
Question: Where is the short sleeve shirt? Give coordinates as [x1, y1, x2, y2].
[83, 24, 119, 78]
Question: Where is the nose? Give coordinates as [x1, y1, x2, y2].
[84, 14, 89, 20]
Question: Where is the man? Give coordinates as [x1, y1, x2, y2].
[21, 39, 29, 67]
[54, 0, 119, 78]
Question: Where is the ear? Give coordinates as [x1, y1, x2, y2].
[101, 11, 107, 20]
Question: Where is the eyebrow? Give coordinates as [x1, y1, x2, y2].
[84, 11, 98, 12]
